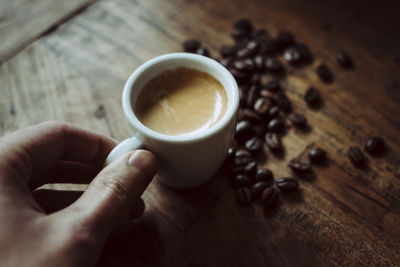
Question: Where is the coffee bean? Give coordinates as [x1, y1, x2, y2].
[253, 97, 270, 116]
[195, 47, 210, 57]
[233, 18, 253, 35]
[316, 64, 333, 83]
[276, 177, 299, 192]
[231, 30, 250, 42]
[183, 40, 201, 53]
[222, 57, 235, 69]
[237, 47, 256, 59]
[251, 181, 270, 197]
[265, 57, 283, 73]
[288, 112, 307, 127]
[308, 148, 326, 163]
[243, 108, 262, 122]
[364, 137, 385, 155]
[267, 118, 285, 133]
[255, 168, 273, 182]
[237, 187, 252, 205]
[246, 85, 258, 107]
[288, 158, 311, 172]
[263, 80, 281, 91]
[245, 137, 264, 154]
[304, 87, 321, 106]
[253, 124, 267, 137]
[220, 45, 237, 58]
[284, 47, 302, 65]
[265, 132, 282, 151]
[268, 106, 280, 118]
[251, 73, 261, 86]
[233, 59, 254, 72]
[275, 30, 295, 50]
[234, 148, 253, 166]
[297, 43, 313, 63]
[225, 146, 236, 164]
[276, 93, 292, 112]
[235, 120, 253, 141]
[233, 174, 252, 187]
[336, 51, 353, 69]
[259, 90, 277, 102]
[259, 39, 278, 55]
[347, 146, 365, 166]
[261, 187, 279, 208]
[254, 54, 265, 70]
[243, 161, 258, 177]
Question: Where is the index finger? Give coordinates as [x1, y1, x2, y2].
[0, 121, 117, 188]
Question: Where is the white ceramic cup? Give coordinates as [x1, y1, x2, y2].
[105, 53, 239, 189]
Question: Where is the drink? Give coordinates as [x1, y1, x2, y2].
[135, 67, 228, 136]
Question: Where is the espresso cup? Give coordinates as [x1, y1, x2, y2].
[105, 53, 239, 189]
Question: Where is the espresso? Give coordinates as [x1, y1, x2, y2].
[135, 67, 227, 136]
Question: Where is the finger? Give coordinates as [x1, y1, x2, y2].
[36, 161, 98, 184]
[0, 121, 116, 189]
[60, 150, 157, 235]
[33, 189, 83, 214]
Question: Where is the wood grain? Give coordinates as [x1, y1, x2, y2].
[0, 0, 96, 64]
[0, 0, 400, 266]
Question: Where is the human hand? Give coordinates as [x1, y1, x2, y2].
[0, 121, 158, 267]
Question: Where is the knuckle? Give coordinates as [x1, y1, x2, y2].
[93, 175, 130, 205]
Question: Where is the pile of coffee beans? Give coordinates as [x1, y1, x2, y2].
[183, 18, 385, 212]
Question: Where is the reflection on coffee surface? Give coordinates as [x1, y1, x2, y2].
[135, 67, 227, 136]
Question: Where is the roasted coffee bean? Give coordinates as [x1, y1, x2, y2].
[336, 51, 353, 69]
[220, 45, 237, 58]
[251, 181, 269, 197]
[245, 137, 264, 154]
[268, 106, 280, 118]
[251, 73, 261, 86]
[233, 18, 253, 34]
[288, 112, 307, 127]
[276, 93, 292, 112]
[276, 177, 299, 192]
[297, 43, 313, 62]
[261, 187, 279, 208]
[231, 30, 250, 42]
[259, 39, 278, 55]
[316, 64, 333, 83]
[275, 30, 295, 50]
[246, 85, 259, 108]
[265, 132, 282, 151]
[253, 97, 270, 116]
[233, 59, 254, 72]
[347, 146, 365, 166]
[259, 90, 276, 102]
[195, 47, 210, 57]
[243, 161, 258, 176]
[255, 168, 273, 182]
[267, 118, 285, 132]
[233, 174, 252, 187]
[265, 57, 283, 73]
[243, 108, 262, 122]
[304, 87, 321, 106]
[183, 40, 201, 53]
[308, 148, 326, 163]
[254, 54, 265, 70]
[239, 90, 247, 107]
[237, 47, 255, 58]
[288, 158, 311, 172]
[284, 47, 302, 65]
[364, 137, 385, 155]
[264, 80, 281, 91]
[230, 68, 249, 84]
[253, 124, 267, 137]
[221, 58, 234, 68]
[235, 120, 253, 141]
[225, 146, 237, 163]
[237, 187, 252, 205]
[253, 29, 269, 40]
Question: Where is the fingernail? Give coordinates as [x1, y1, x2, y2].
[128, 150, 157, 171]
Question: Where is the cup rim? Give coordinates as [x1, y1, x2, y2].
[122, 52, 239, 143]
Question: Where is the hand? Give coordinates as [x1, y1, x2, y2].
[0, 121, 158, 267]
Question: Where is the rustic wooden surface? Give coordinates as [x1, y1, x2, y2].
[1, 0, 400, 266]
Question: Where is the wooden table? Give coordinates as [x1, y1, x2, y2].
[1, 0, 400, 266]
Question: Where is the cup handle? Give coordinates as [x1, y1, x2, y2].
[104, 137, 144, 166]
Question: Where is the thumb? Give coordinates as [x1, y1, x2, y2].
[66, 150, 157, 234]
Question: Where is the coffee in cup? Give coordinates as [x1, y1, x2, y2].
[135, 67, 228, 136]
